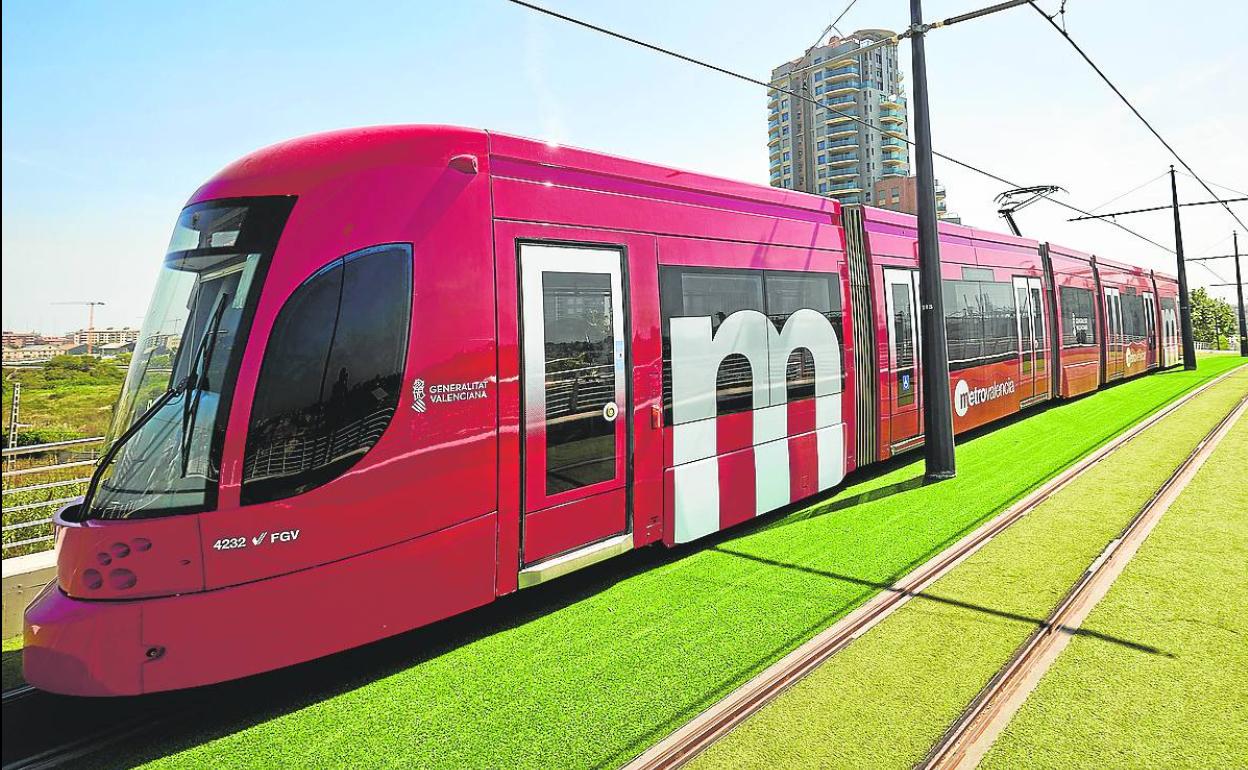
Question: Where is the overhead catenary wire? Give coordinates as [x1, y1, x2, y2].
[1029, 2, 1248, 234]
[1086, 171, 1168, 213]
[504, 0, 1176, 255]
[1178, 171, 1248, 200]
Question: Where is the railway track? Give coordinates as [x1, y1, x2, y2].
[0, 684, 185, 770]
[625, 364, 1246, 770]
[919, 389, 1248, 770]
[0, 684, 36, 706]
[4, 368, 1243, 770]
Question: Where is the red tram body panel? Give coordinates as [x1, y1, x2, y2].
[24, 126, 1182, 696]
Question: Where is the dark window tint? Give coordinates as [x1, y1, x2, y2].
[786, 348, 816, 400]
[943, 280, 983, 368]
[941, 279, 1018, 371]
[766, 271, 844, 393]
[542, 272, 616, 495]
[983, 281, 1019, 361]
[668, 271, 765, 334]
[660, 268, 765, 419]
[1060, 286, 1097, 347]
[891, 282, 915, 370]
[242, 244, 412, 504]
[1120, 290, 1146, 341]
[716, 353, 755, 414]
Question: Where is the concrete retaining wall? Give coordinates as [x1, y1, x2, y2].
[2, 551, 56, 638]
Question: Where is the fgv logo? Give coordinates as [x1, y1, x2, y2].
[954, 378, 1017, 418]
[667, 308, 846, 544]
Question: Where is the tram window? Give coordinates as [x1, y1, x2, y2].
[942, 279, 982, 370]
[1121, 292, 1146, 341]
[765, 272, 844, 393]
[1060, 286, 1097, 347]
[980, 281, 1019, 361]
[785, 348, 817, 401]
[892, 283, 915, 370]
[242, 244, 412, 505]
[660, 267, 765, 420]
[542, 271, 616, 494]
[716, 353, 755, 414]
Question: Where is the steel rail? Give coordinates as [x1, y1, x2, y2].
[1, 684, 36, 705]
[624, 363, 1245, 770]
[7, 368, 1244, 770]
[1, 716, 165, 770]
[921, 388, 1248, 769]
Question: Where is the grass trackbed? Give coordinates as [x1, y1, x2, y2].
[692, 365, 1248, 769]
[98, 357, 1243, 770]
[981, 407, 1248, 768]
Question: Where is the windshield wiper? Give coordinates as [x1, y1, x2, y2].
[180, 292, 230, 477]
[81, 379, 190, 518]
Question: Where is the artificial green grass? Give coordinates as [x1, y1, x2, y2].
[691, 367, 1248, 770]
[112, 357, 1243, 770]
[980, 411, 1248, 769]
[1, 635, 22, 692]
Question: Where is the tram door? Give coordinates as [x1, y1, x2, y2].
[1143, 291, 1157, 367]
[518, 243, 629, 565]
[884, 268, 922, 449]
[1013, 276, 1049, 403]
[1103, 287, 1125, 380]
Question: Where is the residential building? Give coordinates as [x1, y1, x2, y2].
[1, 343, 74, 363]
[767, 29, 910, 205]
[873, 175, 961, 223]
[71, 327, 140, 346]
[2, 331, 41, 348]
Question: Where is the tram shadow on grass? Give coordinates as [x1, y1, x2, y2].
[94, 372, 1195, 768]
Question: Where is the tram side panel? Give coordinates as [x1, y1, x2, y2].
[1048, 245, 1102, 398]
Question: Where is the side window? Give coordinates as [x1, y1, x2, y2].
[661, 268, 765, 421]
[1060, 286, 1097, 347]
[765, 271, 843, 393]
[660, 267, 843, 422]
[785, 348, 816, 401]
[942, 279, 982, 370]
[1121, 291, 1146, 341]
[716, 354, 754, 415]
[980, 281, 1018, 362]
[242, 244, 412, 504]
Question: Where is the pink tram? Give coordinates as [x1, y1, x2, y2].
[24, 126, 1183, 696]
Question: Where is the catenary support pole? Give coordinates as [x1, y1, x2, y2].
[1235, 231, 1247, 357]
[910, 0, 956, 480]
[1170, 166, 1198, 369]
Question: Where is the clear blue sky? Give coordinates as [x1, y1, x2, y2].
[3, 0, 1245, 333]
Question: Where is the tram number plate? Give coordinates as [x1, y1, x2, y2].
[211, 529, 302, 551]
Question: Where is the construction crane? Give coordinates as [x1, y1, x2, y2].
[53, 300, 107, 356]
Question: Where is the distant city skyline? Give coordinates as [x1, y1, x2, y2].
[4, 1, 1245, 331]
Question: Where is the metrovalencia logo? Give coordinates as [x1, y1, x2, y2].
[954, 378, 1016, 418]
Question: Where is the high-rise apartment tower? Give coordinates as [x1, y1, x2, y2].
[767, 29, 909, 205]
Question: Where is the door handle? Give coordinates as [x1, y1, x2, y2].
[650, 404, 663, 430]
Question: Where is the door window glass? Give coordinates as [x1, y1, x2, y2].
[242, 244, 412, 504]
[1060, 287, 1097, 347]
[542, 272, 616, 495]
[1030, 286, 1046, 371]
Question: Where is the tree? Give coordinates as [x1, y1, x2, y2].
[1189, 287, 1237, 349]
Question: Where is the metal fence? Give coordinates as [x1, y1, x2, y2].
[2, 437, 102, 557]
